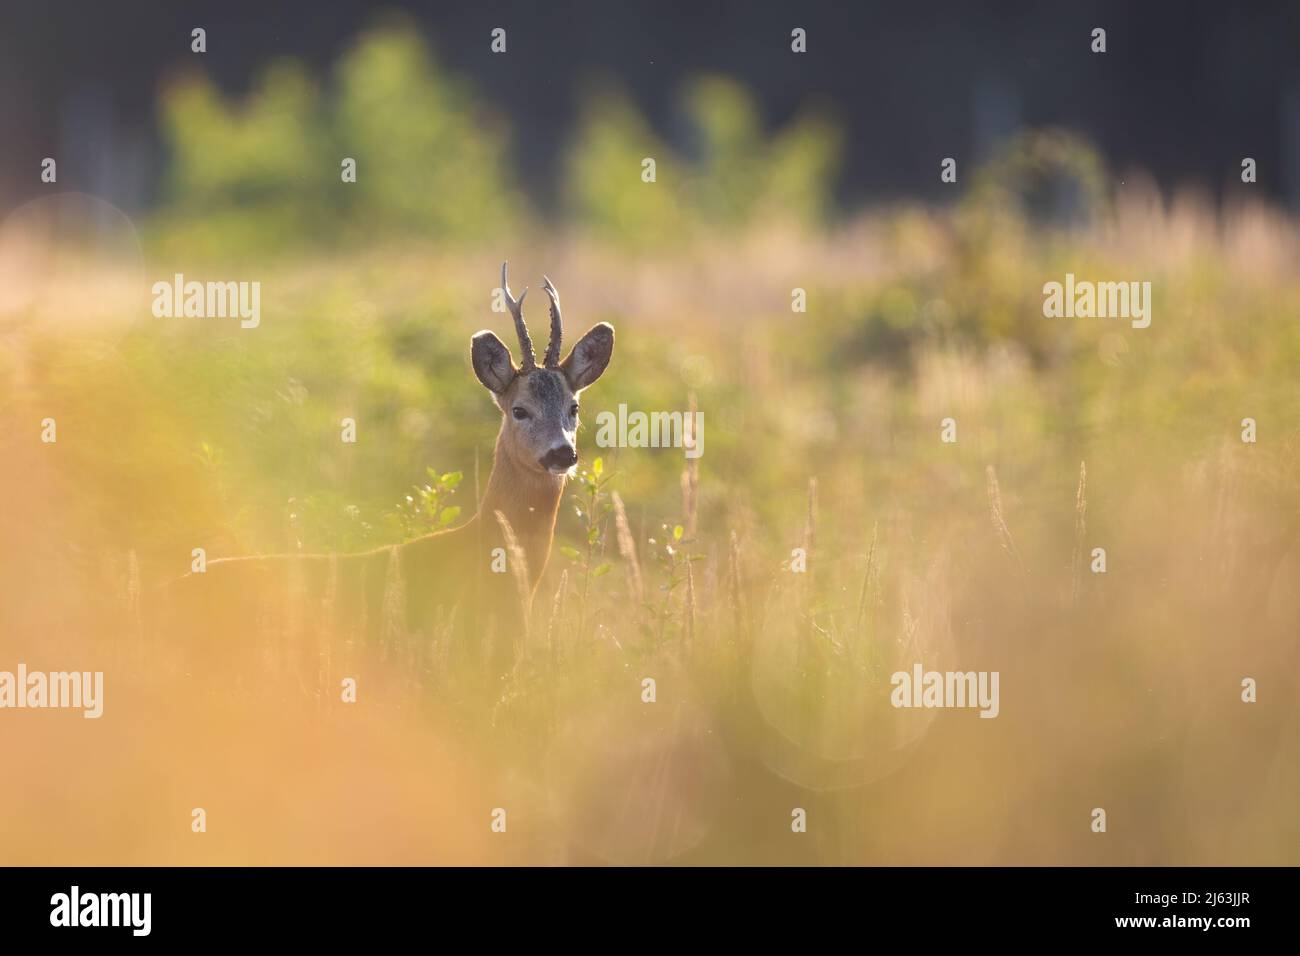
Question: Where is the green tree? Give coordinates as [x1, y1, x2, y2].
[334, 20, 520, 237]
[565, 77, 841, 243]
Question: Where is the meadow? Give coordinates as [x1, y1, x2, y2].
[1, 21, 1297, 865]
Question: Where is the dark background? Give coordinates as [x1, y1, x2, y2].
[2, 0, 1299, 213]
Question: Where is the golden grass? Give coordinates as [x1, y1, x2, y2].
[1, 192, 1298, 864]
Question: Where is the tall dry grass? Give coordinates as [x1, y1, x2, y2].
[1, 187, 1298, 864]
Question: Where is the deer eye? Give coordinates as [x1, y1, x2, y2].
[512, 407, 530, 421]
[569, 404, 579, 417]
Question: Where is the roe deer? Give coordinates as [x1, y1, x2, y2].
[157, 262, 615, 681]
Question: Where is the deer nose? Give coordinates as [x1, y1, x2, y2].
[540, 445, 577, 470]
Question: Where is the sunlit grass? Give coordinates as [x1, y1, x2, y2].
[2, 151, 1298, 864]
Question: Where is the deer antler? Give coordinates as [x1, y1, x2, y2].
[541, 275, 563, 369]
[501, 261, 534, 369]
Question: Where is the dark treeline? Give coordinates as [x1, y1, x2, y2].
[1, 0, 1298, 213]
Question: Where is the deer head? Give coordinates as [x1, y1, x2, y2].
[472, 262, 614, 477]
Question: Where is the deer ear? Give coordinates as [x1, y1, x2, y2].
[560, 322, 614, 392]
[471, 330, 516, 395]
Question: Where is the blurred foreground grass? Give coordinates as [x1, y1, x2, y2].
[3, 188, 1297, 864]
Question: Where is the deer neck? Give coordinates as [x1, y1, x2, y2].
[478, 423, 565, 587]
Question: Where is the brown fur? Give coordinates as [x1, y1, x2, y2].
[154, 266, 614, 680]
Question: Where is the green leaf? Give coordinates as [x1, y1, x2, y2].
[559, 545, 581, 561]
[440, 471, 463, 488]
[438, 506, 461, 526]
[591, 562, 613, 578]
[673, 524, 684, 541]
[588, 525, 601, 544]
[592, 457, 603, 477]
